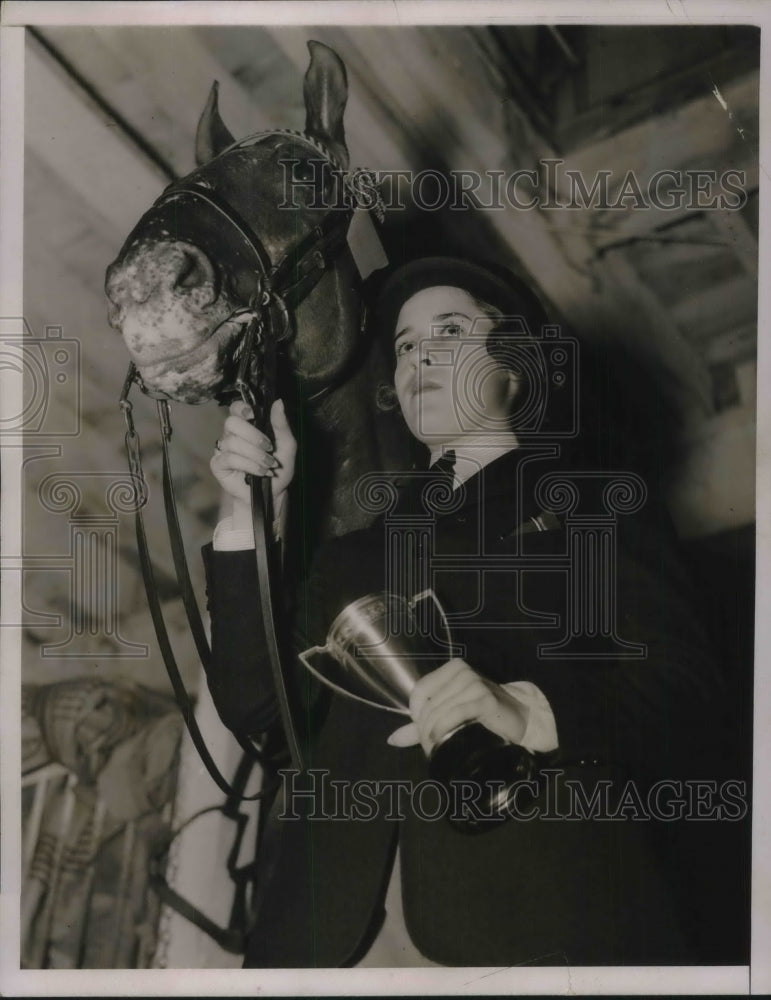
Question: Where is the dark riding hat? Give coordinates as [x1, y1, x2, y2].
[375, 256, 548, 341]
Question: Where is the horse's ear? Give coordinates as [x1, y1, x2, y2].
[195, 81, 236, 165]
[303, 41, 350, 169]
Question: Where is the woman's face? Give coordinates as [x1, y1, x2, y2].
[392, 285, 519, 446]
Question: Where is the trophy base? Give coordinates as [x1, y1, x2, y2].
[428, 723, 539, 835]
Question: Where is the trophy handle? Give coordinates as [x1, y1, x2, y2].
[408, 588, 454, 653]
[297, 645, 408, 715]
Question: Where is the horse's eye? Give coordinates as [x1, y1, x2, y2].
[279, 152, 331, 201]
[295, 161, 315, 182]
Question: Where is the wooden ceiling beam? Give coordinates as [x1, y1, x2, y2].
[595, 250, 714, 412]
[565, 70, 759, 182]
[25, 41, 167, 237]
[707, 207, 759, 280]
[39, 25, 279, 177]
[669, 273, 758, 341]
[304, 26, 716, 415]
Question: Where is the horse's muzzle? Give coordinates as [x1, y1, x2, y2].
[105, 241, 219, 321]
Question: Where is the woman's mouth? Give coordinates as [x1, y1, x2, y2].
[413, 377, 443, 396]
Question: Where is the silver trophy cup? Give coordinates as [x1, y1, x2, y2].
[298, 590, 538, 831]
[298, 589, 453, 716]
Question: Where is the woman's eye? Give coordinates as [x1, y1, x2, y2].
[438, 322, 465, 338]
[395, 340, 415, 358]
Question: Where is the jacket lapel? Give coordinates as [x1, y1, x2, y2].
[388, 445, 564, 543]
[439, 446, 563, 542]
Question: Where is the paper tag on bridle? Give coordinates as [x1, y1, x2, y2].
[347, 207, 389, 280]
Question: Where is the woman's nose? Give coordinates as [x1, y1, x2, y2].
[404, 350, 431, 370]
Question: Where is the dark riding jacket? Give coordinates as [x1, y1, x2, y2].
[202, 447, 726, 967]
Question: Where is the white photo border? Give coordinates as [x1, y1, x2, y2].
[0, 1, 767, 995]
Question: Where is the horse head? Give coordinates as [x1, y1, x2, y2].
[105, 41, 365, 406]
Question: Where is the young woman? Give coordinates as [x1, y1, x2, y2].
[203, 258, 722, 967]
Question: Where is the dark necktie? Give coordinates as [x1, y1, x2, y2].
[392, 450, 457, 516]
[429, 449, 457, 485]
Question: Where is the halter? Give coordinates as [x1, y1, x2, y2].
[119, 131, 385, 797]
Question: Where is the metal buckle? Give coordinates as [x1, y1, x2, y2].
[118, 363, 148, 508]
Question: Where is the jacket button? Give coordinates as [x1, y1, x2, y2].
[456, 515, 466, 524]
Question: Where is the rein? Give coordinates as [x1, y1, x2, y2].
[119, 131, 384, 797]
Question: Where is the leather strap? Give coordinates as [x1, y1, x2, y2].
[158, 399, 265, 766]
[238, 321, 305, 773]
[159, 400, 212, 673]
[156, 182, 352, 311]
[270, 208, 353, 306]
[150, 876, 247, 954]
[124, 415, 266, 801]
[155, 185, 273, 277]
[250, 475, 303, 772]
[149, 751, 264, 954]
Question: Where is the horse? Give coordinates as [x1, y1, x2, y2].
[105, 40, 403, 540]
[105, 40, 411, 788]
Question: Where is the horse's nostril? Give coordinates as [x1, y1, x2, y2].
[105, 277, 129, 307]
[170, 245, 218, 309]
[176, 252, 201, 289]
[174, 248, 214, 292]
[105, 266, 152, 308]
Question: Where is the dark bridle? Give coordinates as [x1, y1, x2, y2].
[118, 128, 385, 796]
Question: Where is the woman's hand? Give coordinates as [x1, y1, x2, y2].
[210, 399, 296, 512]
[387, 658, 528, 755]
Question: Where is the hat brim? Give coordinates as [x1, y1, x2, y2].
[374, 257, 547, 342]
